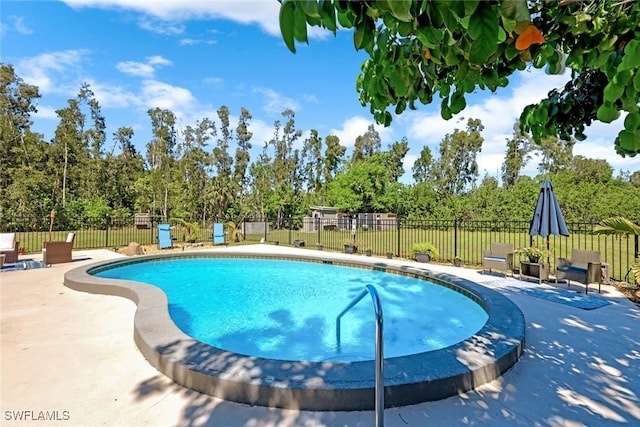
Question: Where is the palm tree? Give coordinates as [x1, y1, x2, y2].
[594, 217, 640, 286]
[170, 218, 200, 243]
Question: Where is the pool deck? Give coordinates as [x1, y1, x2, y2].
[2, 244, 639, 426]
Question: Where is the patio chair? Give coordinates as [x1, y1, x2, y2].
[482, 243, 515, 276]
[555, 249, 602, 294]
[43, 232, 75, 264]
[213, 223, 225, 245]
[158, 224, 173, 249]
[0, 233, 19, 263]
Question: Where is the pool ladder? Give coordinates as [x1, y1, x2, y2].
[336, 285, 384, 427]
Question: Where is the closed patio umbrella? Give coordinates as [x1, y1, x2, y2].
[529, 180, 570, 246]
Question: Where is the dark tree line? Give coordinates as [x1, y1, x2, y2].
[1, 63, 638, 233]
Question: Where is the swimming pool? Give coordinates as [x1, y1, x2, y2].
[64, 249, 525, 410]
[93, 258, 489, 362]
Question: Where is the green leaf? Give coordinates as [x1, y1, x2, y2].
[469, 38, 497, 65]
[398, 21, 413, 37]
[624, 112, 640, 130]
[441, 103, 452, 120]
[448, 1, 465, 18]
[501, 17, 516, 33]
[414, 26, 438, 48]
[321, 0, 337, 32]
[297, 0, 320, 19]
[468, 3, 498, 40]
[388, 0, 412, 22]
[279, 0, 296, 52]
[614, 69, 633, 86]
[464, 1, 480, 17]
[603, 82, 624, 104]
[436, 3, 458, 31]
[354, 24, 365, 50]
[625, 39, 640, 64]
[467, 3, 498, 64]
[505, 44, 520, 60]
[499, 0, 530, 22]
[445, 48, 460, 66]
[618, 130, 640, 152]
[337, 9, 355, 27]
[293, 3, 308, 43]
[597, 105, 619, 123]
[450, 91, 466, 114]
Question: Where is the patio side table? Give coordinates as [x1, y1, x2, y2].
[520, 261, 549, 284]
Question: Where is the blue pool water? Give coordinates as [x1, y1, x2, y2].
[95, 258, 488, 362]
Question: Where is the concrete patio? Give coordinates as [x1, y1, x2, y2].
[2, 245, 639, 426]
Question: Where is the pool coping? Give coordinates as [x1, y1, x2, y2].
[64, 250, 526, 411]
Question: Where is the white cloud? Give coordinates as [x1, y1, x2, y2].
[12, 16, 34, 35]
[203, 76, 223, 87]
[138, 18, 185, 35]
[253, 87, 301, 115]
[330, 116, 394, 148]
[179, 37, 217, 46]
[62, 0, 282, 35]
[116, 55, 172, 78]
[140, 79, 197, 111]
[247, 118, 276, 147]
[398, 68, 629, 179]
[82, 78, 139, 109]
[16, 50, 88, 94]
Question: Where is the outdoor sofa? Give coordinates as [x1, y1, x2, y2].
[555, 249, 602, 294]
[0, 233, 19, 264]
[482, 243, 515, 276]
[43, 232, 75, 265]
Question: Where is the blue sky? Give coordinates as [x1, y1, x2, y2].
[2, 0, 638, 182]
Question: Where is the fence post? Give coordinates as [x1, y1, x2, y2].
[264, 218, 268, 242]
[105, 214, 110, 248]
[454, 219, 458, 259]
[396, 216, 401, 257]
[316, 217, 321, 246]
[288, 215, 292, 245]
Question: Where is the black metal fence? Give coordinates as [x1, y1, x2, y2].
[3, 215, 637, 283]
[252, 217, 638, 283]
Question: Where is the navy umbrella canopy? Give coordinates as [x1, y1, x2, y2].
[529, 180, 570, 239]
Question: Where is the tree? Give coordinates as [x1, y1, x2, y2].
[104, 127, 145, 212]
[322, 134, 345, 188]
[279, 0, 640, 156]
[569, 156, 613, 184]
[535, 135, 574, 176]
[327, 154, 390, 213]
[301, 129, 323, 193]
[234, 107, 253, 192]
[146, 108, 177, 219]
[0, 64, 50, 221]
[502, 121, 532, 188]
[412, 146, 434, 184]
[387, 137, 409, 182]
[50, 98, 84, 207]
[432, 118, 484, 195]
[177, 118, 214, 220]
[352, 124, 381, 162]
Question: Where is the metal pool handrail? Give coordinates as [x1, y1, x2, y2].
[336, 285, 385, 427]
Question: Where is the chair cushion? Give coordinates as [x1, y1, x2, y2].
[0, 233, 15, 250]
[557, 265, 587, 273]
